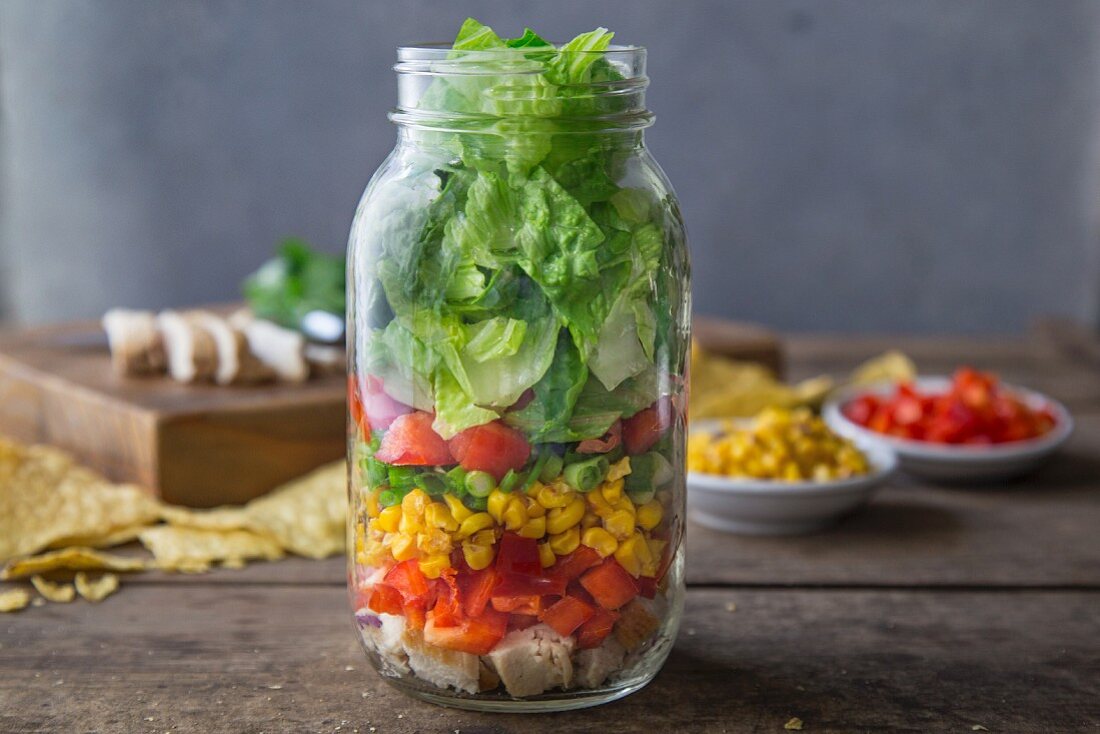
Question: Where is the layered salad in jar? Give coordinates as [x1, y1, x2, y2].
[348, 19, 688, 701]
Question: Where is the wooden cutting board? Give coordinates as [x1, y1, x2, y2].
[0, 316, 779, 508]
[0, 320, 346, 507]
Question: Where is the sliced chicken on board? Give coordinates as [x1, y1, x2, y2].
[191, 312, 275, 386]
[229, 309, 309, 383]
[102, 309, 167, 376]
[157, 310, 218, 383]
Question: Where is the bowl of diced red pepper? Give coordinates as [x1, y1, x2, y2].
[823, 368, 1073, 481]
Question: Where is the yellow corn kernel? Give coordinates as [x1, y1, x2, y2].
[518, 515, 547, 540]
[456, 512, 495, 539]
[364, 488, 382, 518]
[401, 488, 429, 518]
[645, 538, 668, 574]
[603, 509, 636, 540]
[425, 502, 459, 532]
[471, 528, 498, 547]
[487, 489, 510, 523]
[417, 529, 452, 556]
[548, 527, 581, 556]
[601, 479, 624, 504]
[581, 511, 601, 530]
[418, 553, 451, 580]
[524, 497, 546, 518]
[538, 542, 556, 568]
[636, 500, 664, 531]
[614, 535, 645, 577]
[536, 482, 573, 509]
[607, 457, 632, 482]
[614, 496, 636, 515]
[524, 479, 545, 497]
[547, 496, 586, 535]
[443, 494, 473, 523]
[390, 534, 418, 562]
[502, 496, 529, 531]
[586, 488, 615, 518]
[376, 505, 402, 533]
[398, 512, 422, 535]
[582, 527, 619, 557]
[462, 542, 495, 571]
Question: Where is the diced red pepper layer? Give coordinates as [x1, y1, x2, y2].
[424, 606, 509, 655]
[375, 411, 454, 466]
[636, 575, 658, 600]
[540, 595, 596, 637]
[492, 572, 567, 599]
[384, 559, 432, 602]
[547, 546, 603, 584]
[508, 613, 540, 631]
[366, 583, 404, 616]
[843, 367, 1056, 445]
[580, 558, 640, 610]
[575, 607, 620, 650]
[622, 396, 674, 455]
[448, 421, 531, 481]
[457, 566, 498, 618]
[491, 594, 544, 616]
[495, 533, 543, 577]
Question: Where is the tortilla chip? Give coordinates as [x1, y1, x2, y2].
[47, 524, 148, 551]
[0, 587, 32, 613]
[243, 461, 346, 559]
[159, 505, 255, 533]
[0, 439, 162, 562]
[1, 547, 148, 580]
[30, 575, 75, 603]
[139, 526, 284, 571]
[850, 350, 917, 386]
[74, 572, 120, 602]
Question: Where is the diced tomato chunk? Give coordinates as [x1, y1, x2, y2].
[577, 420, 622, 454]
[495, 533, 543, 577]
[424, 607, 508, 655]
[457, 566, 499, 619]
[540, 595, 595, 638]
[375, 411, 454, 466]
[365, 583, 403, 616]
[580, 559, 640, 610]
[547, 546, 603, 584]
[448, 421, 531, 481]
[622, 397, 673, 455]
[575, 607, 619, 650]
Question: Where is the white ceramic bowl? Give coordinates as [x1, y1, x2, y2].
[822, 377, 1074, 482]
[687, 420, 897, 536]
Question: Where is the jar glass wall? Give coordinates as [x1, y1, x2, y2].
[347, 30, 690, 712]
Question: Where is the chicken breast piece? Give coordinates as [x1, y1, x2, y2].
[157, 310, 218, 383]
[573, 637, 626, 689]
[191, 312, 275, 385]
[486, 623, 575, 698]
[359, 612, 410, 676]
[402, 628, 480, 694]
[102, 309, 166, 376]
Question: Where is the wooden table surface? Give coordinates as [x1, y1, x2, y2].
[3, 327, 1099, 733]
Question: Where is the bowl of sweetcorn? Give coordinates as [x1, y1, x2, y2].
[687, 407, 896, 535]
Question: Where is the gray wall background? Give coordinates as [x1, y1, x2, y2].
[2, 0, 1099, 334]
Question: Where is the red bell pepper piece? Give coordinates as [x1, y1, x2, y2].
[495, 533, 543, 577]
[490, 594, 544, 616]
[424, 606, 508, 655]
[547, 546, 602, 584]
[580, 558, 640, 611]
[508, 613, 540, 631]
[539, 595, 595, 637]
[575, 607, 619, 650]
[492, 573, 567, 599]
[365, 583, 403, 616]
[457, 566, 499, 619]
[384, 559, 431, 602]
[636, 575, 658, 600]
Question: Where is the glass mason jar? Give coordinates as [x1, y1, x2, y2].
[347, 38, 690, 712]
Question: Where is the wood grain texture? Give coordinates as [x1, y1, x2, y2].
[1, 585, 1096, 733]
[0, 320, 346, 506]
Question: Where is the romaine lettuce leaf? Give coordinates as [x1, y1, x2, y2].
[432, 367, 499, 438]
[461, 316, 558, 408]
[464, 317, 527, 362]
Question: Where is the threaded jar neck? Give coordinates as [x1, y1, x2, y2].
[390, 44, 653, 134]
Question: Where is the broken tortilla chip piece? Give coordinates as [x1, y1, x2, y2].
[0, 587, 32, 613]
[1, 547, 148, 580]
[0, 439, 162, 563]
[158, 505, 256, 533]
[30, 575, 75, 603]
[850, 350, 917, 386]
[74, 572, 120, 602]
[139, 526, 284, 571]
[243, 461, 346, 559]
